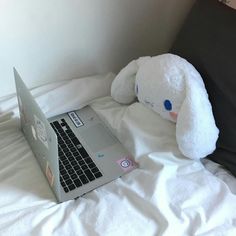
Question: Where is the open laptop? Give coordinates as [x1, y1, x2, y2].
[14, 68, 137, 202]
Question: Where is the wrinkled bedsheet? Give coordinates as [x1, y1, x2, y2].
[0, 75, 236, 236]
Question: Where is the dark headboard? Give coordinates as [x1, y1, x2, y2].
[171, 0, 236, 175]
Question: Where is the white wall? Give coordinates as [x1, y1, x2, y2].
[0, 0, 195, 97]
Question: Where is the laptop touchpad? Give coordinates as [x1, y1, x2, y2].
[80, 124, 116, 152]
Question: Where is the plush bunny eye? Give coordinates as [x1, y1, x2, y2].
[164, 99, 172, 111]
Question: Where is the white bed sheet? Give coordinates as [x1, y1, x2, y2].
[0, 75, 236, 236]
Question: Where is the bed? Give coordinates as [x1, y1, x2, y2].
[1, 0, 236, 235]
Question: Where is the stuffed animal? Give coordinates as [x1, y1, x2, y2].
[111, 53, 219, 160]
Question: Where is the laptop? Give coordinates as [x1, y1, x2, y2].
[14, 68, 137, 202]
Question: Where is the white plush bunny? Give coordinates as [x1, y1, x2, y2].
[111, 53, 219, 160]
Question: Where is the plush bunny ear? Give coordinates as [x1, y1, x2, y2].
[176, 67, 219, 160]
[111, 57, 151, 104]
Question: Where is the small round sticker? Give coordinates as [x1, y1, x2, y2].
[117, 157, 137, 172]
[120, 159, 131, 168]
[31, 125, 37, 140]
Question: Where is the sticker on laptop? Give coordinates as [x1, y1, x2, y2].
[68, 111, 83, 127]
[17, 95, 23, 114]
[34, 115, 48, 148]
[46, 162, 54, 186]
[18, 95, 28, 124]
[117, 156, 138, 172]
[31, 125, 37, 140]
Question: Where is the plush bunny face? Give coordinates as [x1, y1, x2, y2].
[111, 53, 219, 160]
[135, 56, 186, 123]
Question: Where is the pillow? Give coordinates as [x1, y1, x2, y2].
[171, 0, 236, 175]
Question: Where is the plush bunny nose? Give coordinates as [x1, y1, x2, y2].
[170, 112, 178, 120]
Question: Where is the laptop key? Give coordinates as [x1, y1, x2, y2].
[78, 160, 85, 166]
[91, 167, 99, 174]
[58, 128, 65, 134]
[68, 156, 74, 161]
[66, 129, 73, 134]
[84, 157, 93, 164]
[74, 178, 82, 187]
[75, 169, 83, 176]
[65, 152, 72, 157]
[71, 137, 80, 145]
[79, 174, 89, 184]
[58, 136, 62, 141]
[60, 144, 67, 149]
[68, 133, 76, 139]
[63, 147, 69, 153]
[84, 169, 95, 181]
[65, 124, 71, 130]
[60, 169, 67, 175]
[65, 179, 73, 185]
[71, 160, 77, 166]
[76, 144, 82, 149]
[70, 147, 77, 153]
[64, 187, 69, 193]
[88, 162, 96, 169]
[79, 148, 89, 158]
[61, 122, 66, 127]
[63, 135, 69, 140]
[73, 165, 81, 170]
[73, 151, 80, 157]
[71, 173, 77, 179]
[68, 183, 76, 191]
[81, 164, 88, 170]
[59, 151, 63, 156]
[65, 140, 71, 145]
[65, 164, 73, 170]
[63, 173, 70, 180]
[61, 132, 67, 138]
[94, 172, 103, 178]
[67, 143, 74, 148]
[62, 159, 69, 166]
[53, 121, 61, 129]
[60, 155, 66, 161]
[75, 156, 82, 161]
[59, 166, 64, 172]
[68, 168, 75, 175]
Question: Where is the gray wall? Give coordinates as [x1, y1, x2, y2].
[0, 0, 196, 96]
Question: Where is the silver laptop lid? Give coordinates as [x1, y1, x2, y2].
[14, 68, 62, 199]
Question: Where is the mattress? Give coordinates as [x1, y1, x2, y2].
[0, 74, 236, 236]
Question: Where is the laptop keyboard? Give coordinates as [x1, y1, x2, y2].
[50, 119, 103, 193]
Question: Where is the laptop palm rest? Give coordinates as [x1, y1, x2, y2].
[79, 124, 116, 152]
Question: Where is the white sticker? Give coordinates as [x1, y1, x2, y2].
[68, 111, 83, 127]
[31, 125, 37, 140]
[18, 95, 27, 124]
[18, 95, 23, 112]
[46, 162, 54, 186]
[116, 156, 138, 172]
[34, 115, 48, 148]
